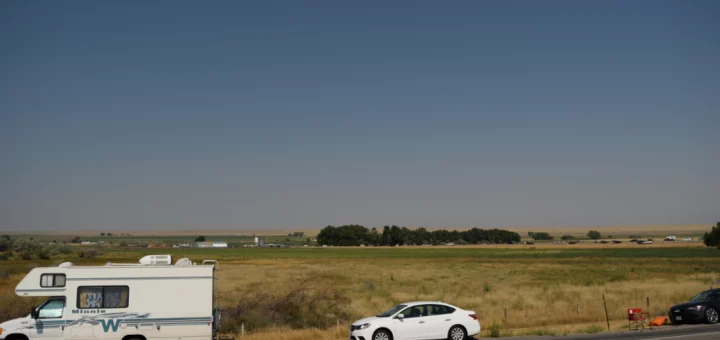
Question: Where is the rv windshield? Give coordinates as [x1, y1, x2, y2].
[377, 304, 407, 317]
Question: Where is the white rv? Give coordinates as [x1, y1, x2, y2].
[0, 256, 219, 340]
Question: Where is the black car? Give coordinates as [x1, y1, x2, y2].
[669, 289, 720, 324]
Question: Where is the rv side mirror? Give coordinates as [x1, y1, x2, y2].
[395, 313, 404, 320]
[30, 306, 39, 319]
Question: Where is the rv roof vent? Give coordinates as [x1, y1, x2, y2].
[139, 254, 173, 265]
[175, 258, 192, 266]
[58, 262, 73, 268]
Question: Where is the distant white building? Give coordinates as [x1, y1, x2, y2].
[194, 241, 228, 248]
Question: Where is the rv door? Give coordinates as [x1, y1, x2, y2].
[30, 298, 66, 340]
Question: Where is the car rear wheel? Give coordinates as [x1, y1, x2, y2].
[705, 307, 719, 324]
[448, 325, 466, 340]
[373, 329, 392, 340]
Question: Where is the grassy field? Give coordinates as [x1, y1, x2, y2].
[2, 243, 719, 339]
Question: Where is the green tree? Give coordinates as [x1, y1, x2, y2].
[0, 235, 13, 252]
[587, 230, 602, 240]
[100, 232, 106, 236]
[560, 235, 575, 240]
[195, 236, 206, 242]
[703, 222, 720, 247]
[70, 236, 82, 244]
[531, 232, 553, 240]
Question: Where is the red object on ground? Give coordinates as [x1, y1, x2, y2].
[628, 308, 649, 330]
[649, 316, 668, 326]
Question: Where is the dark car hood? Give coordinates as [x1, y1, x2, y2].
[670, 301, 710, 310]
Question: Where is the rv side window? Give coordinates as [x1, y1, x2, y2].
[40, 274, 66, 287]
[77, 286, 129, 308]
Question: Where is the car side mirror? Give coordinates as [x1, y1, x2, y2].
[396, 313, 404, 320]
[30, 307, 39, 319]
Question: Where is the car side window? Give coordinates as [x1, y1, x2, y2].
[429, 304, 454, 315]
[38, 299, 65, 319]
[400, 305, 425, 319]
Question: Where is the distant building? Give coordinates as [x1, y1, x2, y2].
[194, 241, 228, 248]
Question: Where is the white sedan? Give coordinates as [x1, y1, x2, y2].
[349, 301, 481, 340]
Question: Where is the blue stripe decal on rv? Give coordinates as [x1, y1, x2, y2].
[67, 276, 213, 281]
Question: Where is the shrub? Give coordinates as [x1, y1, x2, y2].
[219, 276, 351, 332]
[488, 321, 501, 337]
[81, 248, 103, 259]
[560, 235, 575, 240]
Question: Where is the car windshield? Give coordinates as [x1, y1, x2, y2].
[691, 291, 712, 302]
[377, 304, 407, 317]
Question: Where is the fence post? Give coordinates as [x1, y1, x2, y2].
[602, 294, 610, 331]
[504, 308, 508, 320]
[646, 296, 650, 311]
[241, 323, 244, 337]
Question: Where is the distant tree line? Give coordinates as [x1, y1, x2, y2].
[316, 225, 521, 246]
[528, 232, 553, 240]
[288, 232, 305, 238]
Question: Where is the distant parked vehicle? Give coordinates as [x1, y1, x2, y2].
[568, 241, 579, 244]
[639, 239, 653, 244]
[669, 289, 720, 324]
[349, 301, 481, 340]
[612, 240, 622, 244]
[665, 236, 677, 241]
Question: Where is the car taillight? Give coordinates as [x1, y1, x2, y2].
[469, 314, 477, 320]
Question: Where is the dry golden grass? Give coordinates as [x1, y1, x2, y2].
[2, 240, 718, 340]
[214, 253, 719, 339]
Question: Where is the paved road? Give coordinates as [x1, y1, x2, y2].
[498, 324, 720, 340]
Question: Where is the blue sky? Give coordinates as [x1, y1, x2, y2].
[1, 1, 718, 231]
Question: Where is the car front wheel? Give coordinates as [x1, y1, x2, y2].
[706, 307, 719, 324]
[373, 329, 392, 340]
[448, 325, 466, 340]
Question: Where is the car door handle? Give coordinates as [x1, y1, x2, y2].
[418, 321, 425, 323]
[445, 319, 451, 321]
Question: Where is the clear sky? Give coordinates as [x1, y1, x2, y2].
[1, 1, 718, 231]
